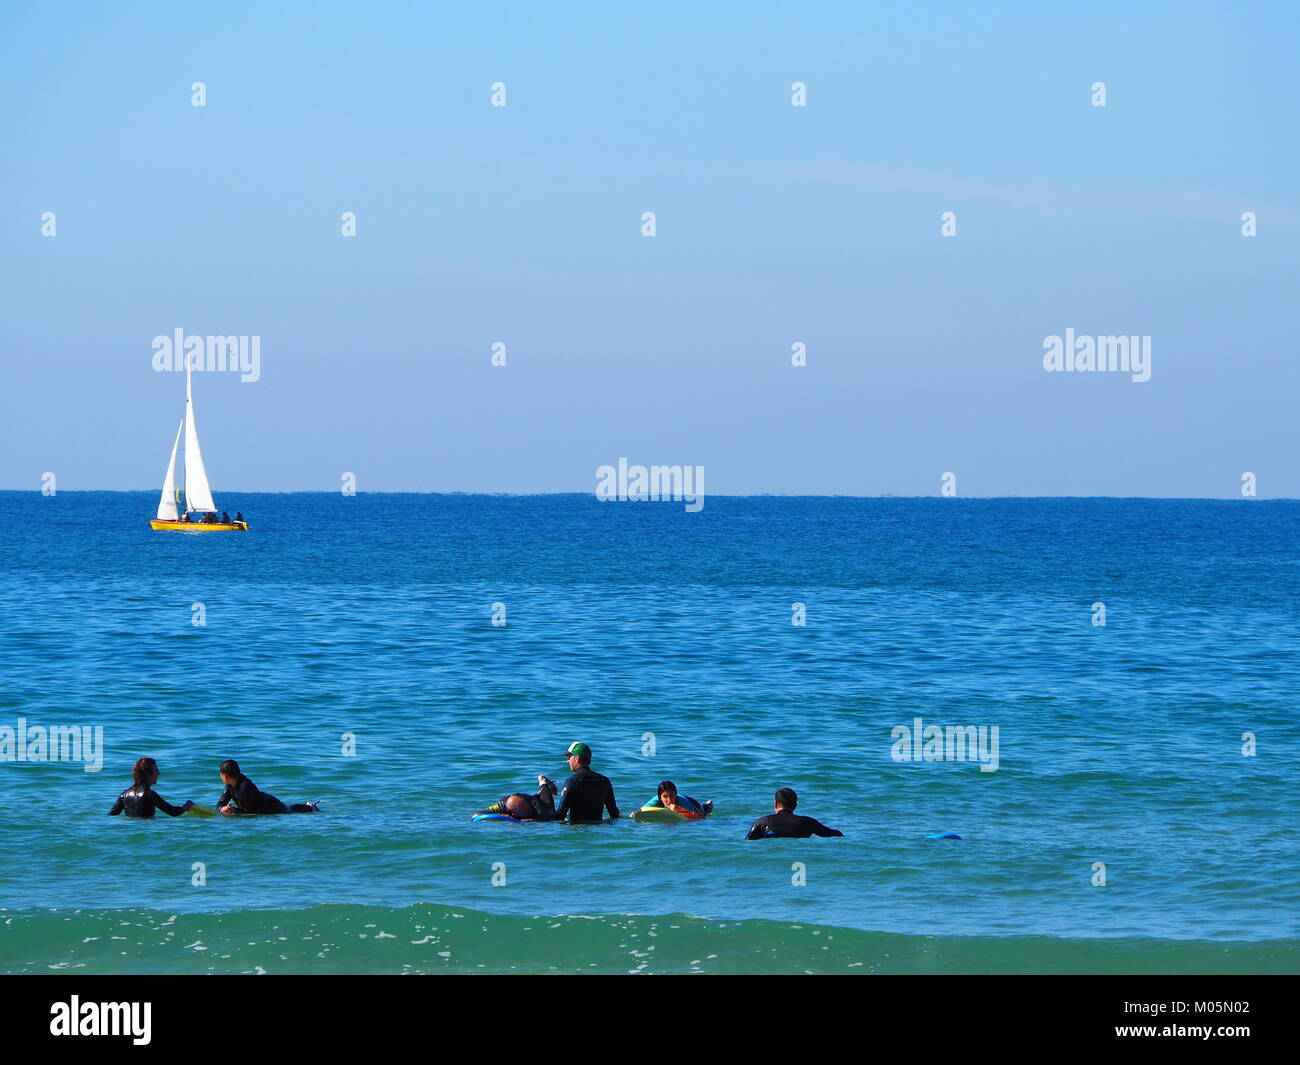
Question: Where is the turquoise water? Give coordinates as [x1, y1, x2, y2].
[1, 492, 1297, 974]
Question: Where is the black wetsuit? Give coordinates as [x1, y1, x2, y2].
[745, 809, 843, 839]
[554, 767, 619, 823]
[217, 774, 314, 814]
[109, 785, 189, 819]
[481, 784, 557, 821]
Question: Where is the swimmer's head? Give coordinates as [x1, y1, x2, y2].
[774, 788, 797, 812]
[219, 759, 241, 785]
[564, 741, 592, 769]
[657, 780, 678, 806]
[133, 757, 159, 787]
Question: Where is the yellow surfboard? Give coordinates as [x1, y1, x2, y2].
[630, 806, 706, 823]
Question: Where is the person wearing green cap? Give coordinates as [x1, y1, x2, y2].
[553, 742, 620, 823]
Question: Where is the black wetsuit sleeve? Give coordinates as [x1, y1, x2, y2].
[604, 779, 619, 821]
[533, 786, 557, 821]
[149, 790, 189, 817]
[216, 784, 234, 809]
[807, 817, 843, 837]
[745, 816, 770, 840]
[109, 793, 125, 816]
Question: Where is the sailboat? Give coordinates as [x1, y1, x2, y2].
[150, 359, 248, 531]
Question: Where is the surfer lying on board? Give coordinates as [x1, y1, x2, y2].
[216, 759, 319, 815]
[109, 757, 194, 818]
[477, 775, 559, 820]
[635, 780, 712, 818]
[745, 788, 843, 839]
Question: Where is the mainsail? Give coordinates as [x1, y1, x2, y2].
[182, 360, 217, 514]
[156, 419, 183, 521]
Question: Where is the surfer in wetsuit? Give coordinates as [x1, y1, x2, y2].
[216, 759, 318, 815]
[636, 780, 712, 818]
[553, 742, 620, 823]
[479, 775, 558, 820]
[745, 788, 843, 839]
[109, 757, 194, 818]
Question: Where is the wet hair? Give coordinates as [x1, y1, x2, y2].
[657, 780, 678, 801]
[775, 788, 798, 810]
[219, 759, 241, 778]
[132, 757, 158, 787]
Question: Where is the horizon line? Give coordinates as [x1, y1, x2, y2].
[3, 490, 1294, 502]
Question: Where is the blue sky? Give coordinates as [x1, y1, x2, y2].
[2, 1, 1296, 496]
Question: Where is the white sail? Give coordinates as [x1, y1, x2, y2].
[182, 360, 218, 514]
[156, 419, 184, 521]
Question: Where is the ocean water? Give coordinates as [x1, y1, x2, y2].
[1, 492, 1296, 974]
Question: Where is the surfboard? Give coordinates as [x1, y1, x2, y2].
[186, 804, 218, 818]
[630, 806, 705, 823]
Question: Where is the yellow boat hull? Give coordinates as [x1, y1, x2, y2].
[150, 520, 249, 532]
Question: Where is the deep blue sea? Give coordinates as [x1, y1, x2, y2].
[1, 492, 1296, 973]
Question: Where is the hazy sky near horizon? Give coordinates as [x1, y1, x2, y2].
[2, 2, 1296, 497]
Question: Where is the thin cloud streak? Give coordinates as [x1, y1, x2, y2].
[782, 161, 1300, 226]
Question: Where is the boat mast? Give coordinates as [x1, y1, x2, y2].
[183, 356, 192, 514]
[180, 351, 219, 515]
